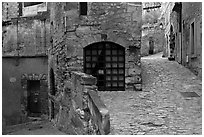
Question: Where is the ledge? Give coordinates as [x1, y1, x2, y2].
[88, 90, 107, 110]
[2, 55, 48, 58]
[88, 90, 110, 135]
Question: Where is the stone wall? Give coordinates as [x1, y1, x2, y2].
[48, 71, 110, 134]
[170, 2, 202, 78]
[21, 73, 48, 120]
[182, 2, 202, 79]
[3, 19, 50, 56]
[2, 2, 50, 128]
[49, 2, 142, 92]
[2, 2, 50, 56]
[2, 2, 20, 21]
[170, 10, 178, 60]
[2, 57, 48, 128]
[159, 2, 175, 57]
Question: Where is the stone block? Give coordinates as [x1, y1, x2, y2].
[75, 79, 83, 92]
[57, 106, 69, 128]
[72, 91, 83, 109]
[64, 2, 78, 11]
[84, 85, 98, 93]
[127, 67, 141, 76]
[61, 91, 72, 108]
[71, 110, 84, 129]
[88, 90, 107, 109]
[126, 62, 135, 69]
[76, 26, 91, 34]
[125, 84, 135, 91]
[67, 67, 82, 72]
[88, 90, 110, 135]
[125, 75, 141, 84]
[101, 108, 110, 135]
[81, 75, 97, 86]
[64, 80, 73, 90]
[134, 83, 142, 91]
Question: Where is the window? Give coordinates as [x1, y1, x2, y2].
[22, 2, 46, 17]
[24, 2, 43, 7]
[79, 2, 87, 15]
[190, 20, 196, 57]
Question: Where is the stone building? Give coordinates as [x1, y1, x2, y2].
[160, 2, 202, 78]
[159, 2, 175, 58]
[2, 2, 50, 127]
[47, 2, 142, 134]
[2, 2, 142, 134]
[48, 2, 142, 93]
[141, 23, 165, 56]
[141, 2, 165, 56]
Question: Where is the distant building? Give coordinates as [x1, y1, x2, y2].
[159, 2, 175, 58]
[141, 2, 165, 56]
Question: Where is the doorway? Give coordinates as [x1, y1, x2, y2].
[50, 68, 55, 119]
[149, 37, 154, 54]
[27, 80, 41, 117]
[84, 42, 125, 91]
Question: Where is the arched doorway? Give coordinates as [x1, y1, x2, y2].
[49, 68, 55, 119]
[84, 42, 125, 91]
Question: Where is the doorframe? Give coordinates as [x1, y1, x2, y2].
[21, 73, 47, 119]
[27, 80, 41, 116]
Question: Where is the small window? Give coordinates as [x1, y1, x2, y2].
[24, 2, 43, 7]
[22, 2, 46, 17]
[79, 2, 87, 15]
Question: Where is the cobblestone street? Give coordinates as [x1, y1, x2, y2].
[3, 120, 66, 135]
[99, 52, 202, 135]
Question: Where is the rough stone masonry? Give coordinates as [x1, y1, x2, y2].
[48, 2, 142, 134]
[48, 2, 142, 92]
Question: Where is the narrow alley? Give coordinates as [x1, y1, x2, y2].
[99, 52, 202, 135]
[2, 2, 202, 135]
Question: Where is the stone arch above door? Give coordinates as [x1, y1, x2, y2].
[82, 35, 129, 49]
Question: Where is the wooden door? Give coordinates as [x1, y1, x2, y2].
[149, 39, 154, 54]
[27, 80, 41, 116]
[84, 42, 125, 91]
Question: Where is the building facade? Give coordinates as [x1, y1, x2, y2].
[141, 2, 165, 56]
[159, 2, 175, 58]
[2, 2, 50, 127]
[48, 2, 142, 95]
[180, 2, 202, 78]
[47, 2, 142, 132]
[2, 2, 142, 132]
[160, 2, 202, 79]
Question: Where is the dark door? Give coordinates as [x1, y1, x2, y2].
[27, 80, 41, 116]
[50, 69, 55, 119]
[149, 39, 154, 54]
[84, 42, 125, 91]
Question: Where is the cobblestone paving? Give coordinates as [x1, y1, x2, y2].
[99, 52, 202, 135]
[4, 120, 66, 135]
